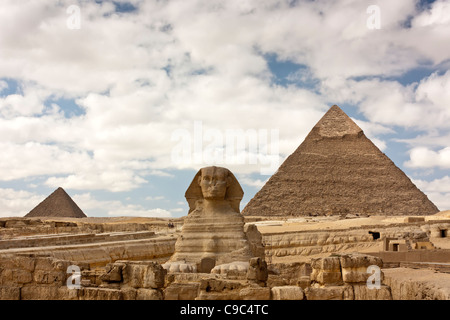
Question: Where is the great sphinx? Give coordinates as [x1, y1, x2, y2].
[163, 166, 260, 273]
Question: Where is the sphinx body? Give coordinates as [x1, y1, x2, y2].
[164, 166, 254, 273]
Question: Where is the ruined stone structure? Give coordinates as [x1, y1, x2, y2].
[25, 187, 87, 218]
[305, 253, 392, 300]
[0, 213, 449, 300]
[243, 105, 439, 217]
[163, 166, 258, 273]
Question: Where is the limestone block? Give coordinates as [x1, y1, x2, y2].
[0, 286, 20, 300]
[13, 256, 35, 272]
[297, 276, 311, 289]
[339, 254, 383, 284]
[100, 263, 124, 283]
[197, 290, 241, 300]
[123, 261, 166, 289]
[52, 259, 73, 272]
[165, 272, 214, 285]
[199, 257, 216, 273]
[33, 270, 66, 285]
[4, 219, 28, 228]
[267, 275, 289, 287]
[211, 261, 248, 278]
[121, 288, 137, 300]
[246, 257, 268, 283]
[271, 286, 304, 300]
[200, 278, 234, 292]
[21, 286, 79, 300]
[244, 224, 265, 259]
[268, 262, 310, 286]
[305, 285, 354, 300]
[162, 261, 197, 273]
[352, 284, 392, 300]
[15, 270, 33, 284]
[34, 257, 55, 271]
[0, 269, 32, 285]
[78, 287, 123, 300]
[239, 286, 271, 300]
[0, 268, 11, 285]
[383, 268, 450, 300]
[164, 283, 200, 300]
[310, 256, 342, 285]
[136, 288, 163, 300]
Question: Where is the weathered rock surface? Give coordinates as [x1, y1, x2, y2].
[246, 257, 268, 284]
[340, 253, 383, 283]
[164, 282, 200, 300]
[305, 285, 354, 300]
[306, 253, 392, 300]
[310, 256, 342, 286]
[352, 284, 392, 300]
[120, 261, 166, 289]
[383, 267, 450, 300]
[271, 286, 304, 300]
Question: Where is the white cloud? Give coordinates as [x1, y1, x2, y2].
[413, 176, 450, 211]
[0, 188, 44, 217]
[238, 176, 268, 189]
[395, 131, 450, 149]
[412, 0, 450, 27]
[45, 170, 147, 193]
[413, 176, 450, 193]
[321, 70, 450, 131]
[405, 147, 450, 169]
[145, 196, 165, 201]
[423, 192, 450, 211]
[0, 0, 449, 214]
[0, 91, 46, 118]
[0, 142, 92, 181]
[107, 206, 171, 218]
[72, 192, 171, 217]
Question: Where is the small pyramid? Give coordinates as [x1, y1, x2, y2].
[242, 105, 439, 217]
[25, 187, 87, 218]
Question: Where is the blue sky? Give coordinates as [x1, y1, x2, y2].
[0, 0, 449, 218]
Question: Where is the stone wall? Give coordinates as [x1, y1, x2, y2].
[261, 221, 447, 260]
[0, 254, 79, 300]
[0, 217, 175, 239]
[0, 252, 409, 300]
[383, 268, 450, 300]
[371, 250, 450, 264]
[305, 253, 393, 300]
[0, 237, 176, 268]
[0, 231, 156, 250]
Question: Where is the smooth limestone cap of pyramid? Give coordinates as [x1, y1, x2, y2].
[314, 105, 363, 138]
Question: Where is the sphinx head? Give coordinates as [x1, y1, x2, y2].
[197, 166, 230, 200]
[185, 166, 244, 213]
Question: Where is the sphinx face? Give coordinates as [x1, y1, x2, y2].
[198, 167, 229, 200]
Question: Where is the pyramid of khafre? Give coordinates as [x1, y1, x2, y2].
[242, 105, 439, 217]
[25, 187, 87, 218]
